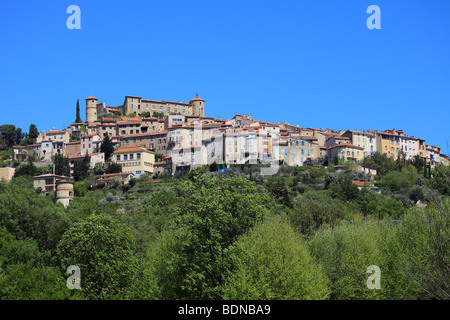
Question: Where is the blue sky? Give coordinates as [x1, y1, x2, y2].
[1, 0, 449, 154]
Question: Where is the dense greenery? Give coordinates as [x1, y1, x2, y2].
[0, 152, 449, 300]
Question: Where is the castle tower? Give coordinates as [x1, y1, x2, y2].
[85, 96, 98, 123]
[189, 94, 205, 117]
[56, 178, 74, 208]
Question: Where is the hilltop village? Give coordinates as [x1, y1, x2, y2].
[3, 94, 448, 206]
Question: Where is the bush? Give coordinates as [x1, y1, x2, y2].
[222, 216, 330, 300]
[307, 219, 389, 300]
[74, 181, 87, 197]
[375, 171, 412, 193]
[57, 214, 138, 299]
[393, 197, 450, 299]
[289, 198, 346, 237]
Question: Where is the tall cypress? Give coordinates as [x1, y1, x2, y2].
[75, 99, 82, 123]
[424, 161, 427, 178]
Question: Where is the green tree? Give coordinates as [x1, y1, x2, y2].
[289, 197, 346, 236]
[0, 125, 24, 150]
[54, 151, 70, 177]
[0, 177, 70, 253]
[429, 164, 450, 196]
[394, 195, 450, 299]
[75, 99, 82, 123]
[100, 134, 114, 160]
[13, 158, 42, 178]
[73, 155, 90, 181]
[307, 219, 388, 300]
[375, 171, 412, 193]
[146, 175, 274, 300]
[57, 214, 138, 299]
[0, 228, 81, 300]
[20, 124, 39, 146]
[329, 174, 359, 201]
[105, 161, 122, 174]
[73, 181, 87, 197]
[222, 216, 330, 300]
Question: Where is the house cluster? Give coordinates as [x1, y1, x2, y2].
[8, 93, 449, 206]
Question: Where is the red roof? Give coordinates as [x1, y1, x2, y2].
[189, 96, 204, 102]
[86, 96, 98, 100]
[114, 146, 148, 153]
[46, 130, 67, 135]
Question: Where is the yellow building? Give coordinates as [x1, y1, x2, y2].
[277, 136, 320, 166]
[113, 146, 155, 178]
[33, 174, 72, 196]
[328, 143, 364, 163]
[376, 131, 401, 160]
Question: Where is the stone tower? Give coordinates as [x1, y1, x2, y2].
[85, 96, 98, 123]
[189, 94, 205, 117]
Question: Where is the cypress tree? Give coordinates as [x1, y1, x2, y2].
[75, 99, 82, 123]
[100, 134, 114, 160]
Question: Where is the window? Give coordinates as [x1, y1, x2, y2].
[284, 156, 288, 162]
[292, 157, 295, 162]
[291, 149, 295, 155]
[124, 155, 128, 161]
[130, 154, 134, 160]
[300, 157, 303, 162]
[137, 153, 141, 159]
[279, 149, 281, 154]
[116, 155, 120, 161]
[284, 148, 287, 155]
[307, 149, 310, 155]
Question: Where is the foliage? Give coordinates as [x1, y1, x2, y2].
[375, 171, 412, 193]
[146, 175, 274, 300]
[430, 164, 450, 196]
[0, 178, 71, 253]
[307, 219, 388, 300]
[100, 134, 114, 160]
[0, 228, 81, 300]
[289, 197, 346, 237]
[57, 214, 138, 299]
[152, 112, 165, 119]
[394, 195, 450, 299]
[54, 151, 70, 177]
[74, 181, 87, 197]
[265, 176, 293, 208]
[105, 162, 122, 174]
[73, 155, 90, 181]
[329, 174, 359, 201]
[0, 124, 24, 150]
[75, 99, 82, 123]
[222, 216, 330, 300]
